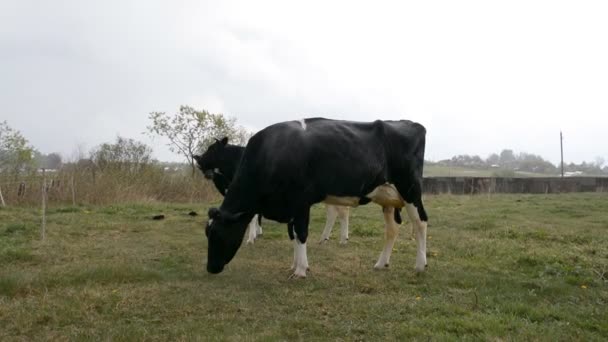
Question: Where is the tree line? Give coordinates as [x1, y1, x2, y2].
[1, 108, 607, 182]
[430, 149, 607, 176]
[0, 106, 250, 180]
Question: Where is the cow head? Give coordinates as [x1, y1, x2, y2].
[193, 137, 229, 179]
[205, 207, 250, 274]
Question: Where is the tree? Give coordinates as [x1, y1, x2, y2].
[90, 136, 153, 175]
[34, 152, 63, 170]
[486, 153, 500, 166]
[45, 153, 63, 170]
[499, 149, 516, 169]
[0, 121, 36, 176]
[146, 105, 251, 176]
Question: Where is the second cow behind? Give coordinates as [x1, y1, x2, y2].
[193, 137, 350, 244]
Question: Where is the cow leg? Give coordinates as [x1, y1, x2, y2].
[246, 215, 258, 244]
[319, 205, 338, 243]
[405, 203, 427, 272]
[393, 178, 428, 271]
[256, 215, 263, 235]
[337, 206, 350, 244]
[290, 209, 310, 278]
[374, 207, 399, 269]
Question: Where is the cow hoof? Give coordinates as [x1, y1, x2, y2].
[415, 265, 426, 273]
[246, 239, 255, 245]
[319, 238, 329, 244]
[339, 239, 348, 245]
[373, 263, 389, 270]
[288, 271, 307, 279]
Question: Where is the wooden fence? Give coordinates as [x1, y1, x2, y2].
[423, 177, 608, 194]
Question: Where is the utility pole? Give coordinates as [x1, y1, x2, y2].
[560, 131, 564, 178]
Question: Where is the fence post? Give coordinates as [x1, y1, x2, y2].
[71, 174, 76, 206]
[41, 169, 47, 240]
[0, 184, 5, 207]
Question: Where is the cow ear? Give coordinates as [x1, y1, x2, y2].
[220, 137, 229, 146]
[208, 207, 220, 220]
[192, 154, 201, 162]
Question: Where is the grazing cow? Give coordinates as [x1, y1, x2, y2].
[193, 138, 261, 244]
[193, 137, 351, 244]
[205, 118, 427, 278]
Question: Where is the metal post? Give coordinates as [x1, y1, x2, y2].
[560, 131, 564, 178]
[41, 168, 47, 240]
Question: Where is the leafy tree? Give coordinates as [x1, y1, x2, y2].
[0, 121, 36, 176]
[146, 105, 251, 176]
[499, 149, 516, 169]
[45, 153, 63, 170]
[90, 136, 153, 175]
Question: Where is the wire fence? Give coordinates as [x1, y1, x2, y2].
[0, 167, 219, 208]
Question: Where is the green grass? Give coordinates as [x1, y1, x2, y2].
[1, 194, 607, 340]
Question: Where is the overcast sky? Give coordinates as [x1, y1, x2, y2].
[1, 0, 607, 164]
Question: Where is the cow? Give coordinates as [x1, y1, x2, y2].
[193, 138, 262, 244]
[193, 137, 351, 244]
[205, 118, 428, 278]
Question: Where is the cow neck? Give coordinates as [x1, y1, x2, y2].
[220, 145, 245, 182]
[219, 167, 257, 220]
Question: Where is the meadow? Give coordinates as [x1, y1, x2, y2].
[1, 193, 607, 340]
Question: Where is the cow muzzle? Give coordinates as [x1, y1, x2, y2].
[207, 262, 225, 274]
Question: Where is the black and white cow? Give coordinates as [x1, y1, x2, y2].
[193, 138, 261, 244]
[193, 137, 351, 244]
[205, 118, 428, 278]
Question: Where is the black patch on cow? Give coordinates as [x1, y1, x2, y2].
[394, 208, 402, 224]
[359, 197, 372, 205]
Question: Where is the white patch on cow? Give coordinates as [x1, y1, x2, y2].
[320, 205, 350, 244]
[299, 119, 307, 130]
[405, 203, 427, 272]
[213, 168, 222, 175]
[374, 207, 400, 269]
[323, 183, 405, 208]
[320, 205, 338, 243]
[208, 218, 213, 225]
[246, 215, 259, 244]
[291, 238, 308, 278]
[337, 206, 350, 244]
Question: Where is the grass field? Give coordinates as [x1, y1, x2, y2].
[1, 194, 607, 340]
